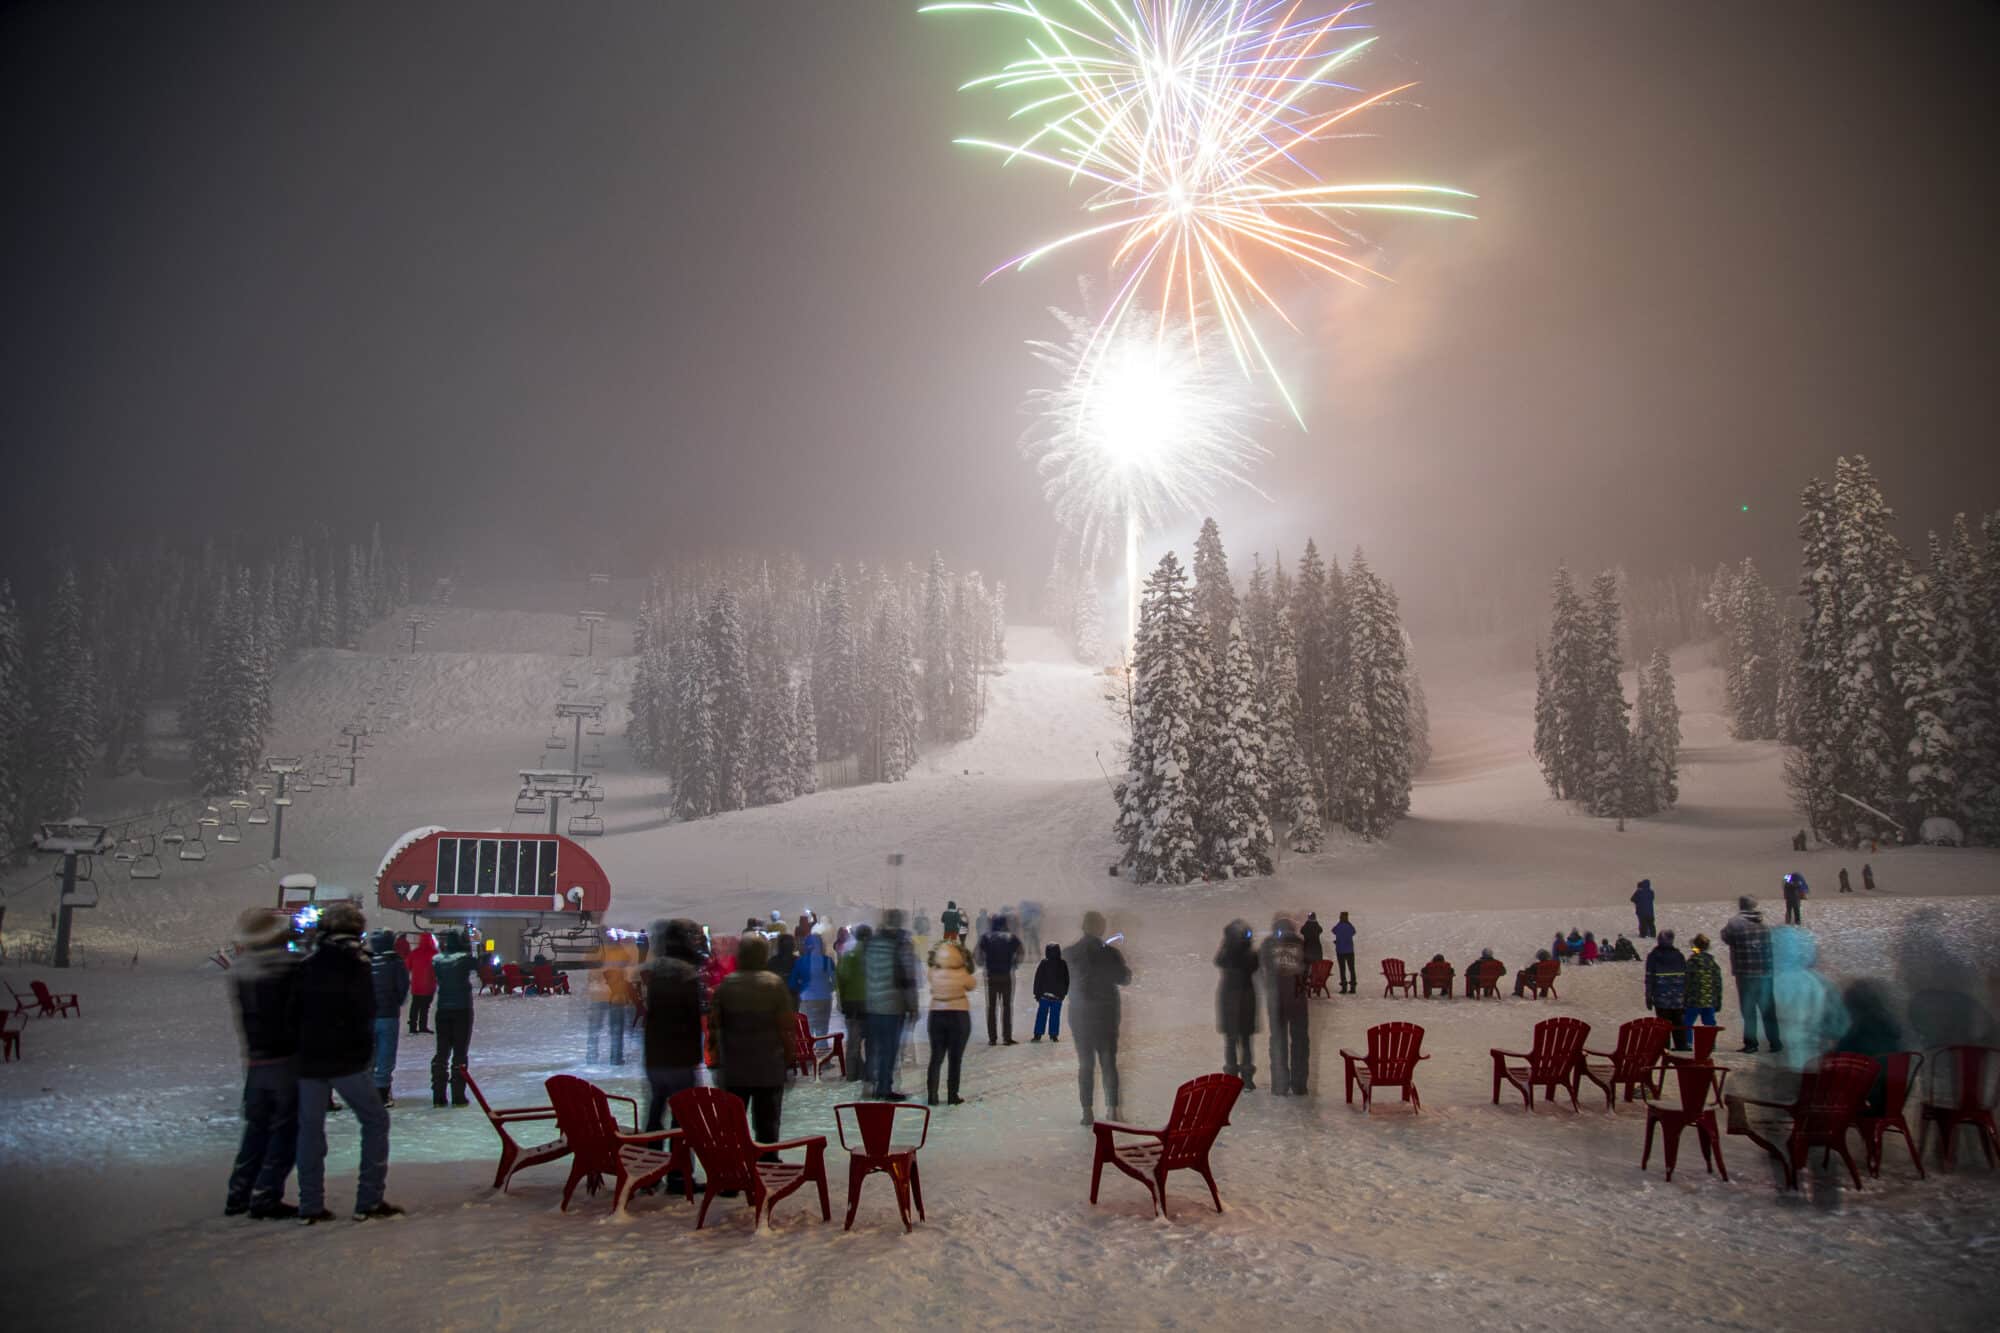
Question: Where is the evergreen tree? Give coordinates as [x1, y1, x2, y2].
[672, 635, 718, 818]
[791, 671, 818, 796]
[343, 543, 369, 647]
[1264, 608, 1322, 851]
[1831, 455, 1907, 841]
[1335, 553, 1413, 837]
[1787, 477, 1844, 839]
[0, 582, 27, 857]
[1961, 514, 2000, 843]
[1934, 518, 1991, 837]
[1632, 647, 1681, 814]
[1115, 552, 1205, 884]
[745, 611, 795, 806]
[1241, 553, 1276, 674]
[1290, 540, 1329, 785]
[1405, 659, 1432, 776]
[988, 580, 1008, 669]
[1889, 556, 1955, 828]
[920, 551, 952, 738]
[1586, 570, 1632, 818]
[813, 567, 858, 762]
[1532, 643, 1559, 793]
[26, 564, 98, 823]
[316, 573, 340, 649]
[1198, 618, 1273, 875]
[189, 569, 268, 797]
[1535, 566, 1596, 800]
[1191, 517, 1237, 657]
[704, 585, 750, 810]
[1073, 565, 1104, 666]
[867, 602, 920, 783]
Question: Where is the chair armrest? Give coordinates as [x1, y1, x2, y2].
[614, 1127, 679, 1148]
[1417, 1054, 1432, 1061]
[757, 1134, 829, 1155]
[493, 1108, 560, 1122]
[1490, 1048, 1528, 1059]
[1580, 1047, 1613, 1061]
[1338, 1049, 1364, 1061]
[1091, 1121, 1164, 1138]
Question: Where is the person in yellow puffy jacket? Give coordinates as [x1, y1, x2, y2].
[925, 937, 977, 1106]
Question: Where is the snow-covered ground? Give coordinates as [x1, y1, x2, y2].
[4, 611, 1998, 1331]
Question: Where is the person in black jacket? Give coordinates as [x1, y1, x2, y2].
[1065, 912, 1132, 1124]
[1260, 916, 1309, 1095]
[290, 901, 399, 1223]
[430, 929, 476, 1107]
[1214, 920, 1259, 1089]
[976, 915, 1023, 1046]
[642, 918, 707, 1134]
[368, 930, 409, 1106]
[225, 908, 302, 1219]
[1301, 912, 1324, 965]
[1030, 943, 1068, 1042]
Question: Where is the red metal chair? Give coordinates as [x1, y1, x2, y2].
[1688, 1023, 1726, 1063]
[1296, 959, 1334, 999]
[1578, 1017, 1673, 1111]
[2, 1010, 22, 1061]
[1339, 1022, 1429, 1114]
[1491, 1017, 1591, 1111]
[545, 1074, 688, 1216]
[465, 1069, 570, 1192]
[668, 1086, 831, 1231]
[29, 980, 79, 1017]
[1856, 1051, 1924, 1180]
[501, 963, 528, 996]
[1918, 1044, 2000, 1171]
[1465, 959, 1505, 998]
[790, 1012, 846, 1080]
[1419, 960, 1454, 998]
[834, 1101, 929, 1232]
[1640, 1055, 1729, 1182]
[1380, 958, 1417, 998]
[1090, 1073, 1241, 1220]
[1725, 1052, 1877, 1190]
[531, 963, 570, 995]
[1522, 959, 1561, 999]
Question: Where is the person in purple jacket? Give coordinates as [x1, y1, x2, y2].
[1331, 911, 1357, 994]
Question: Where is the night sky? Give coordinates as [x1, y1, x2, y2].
[3, 0, 1996, 613]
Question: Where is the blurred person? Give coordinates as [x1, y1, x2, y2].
[1463, 947, 1501, 996]
[768, 930, 798, 985]
[795, 911, 816, 945]
[833, 924, 851, 957]
[1214, 920, 1259, 1089]
[838, 923, 873, 1080]
[1609, 934, 1640, 962]
[1862, 863, 1876, 892]
[1331, 910, 1357, 994]
[368, 929, 409, 1105]
[864, 909, 919, 1100]
[1260, 916, 1309, 1096]
[912, 909, 931, 956]
[1835, 978, 1905, 1114]
[1019, 901, 1043, 958]
[1782, 872, 1809, 926]
[1631, 878, 1656, 939]
[925, 929, 977, 1105]
[1685, 934, 1724, 1039]
[1645, 930, 1689, 1052]
[1771, 927, 1846, 1073]
[1721, 897, 1781, 1054]
[1566, 927, 1585, 959]
[941, 900, 965, 939]
[976, 908, 991, 942]
[1580, 932, 1600, 966]
[430, 929, 477, 1107]
[224, 908, 302, 1220]
[584, 938, 632, 1067]
[1515, 948, 1553, 998]
[791, 930, 837, 1035]
[642, 918, 708, 1147]
[711, 934, 795, 1149]
[1838, 867, 1853, 894]
[1422, 953, 1455, 997]
[1031, 942, 1068, 1042]
[402, 931, 438, 1035]
[1552, 932, 1570, 962]
[291, 901, 399, 1223]
[976, 913, 1023, 1046]
[1301, 911, 1324, 964]
[1066, 911, 1132, 1124]
[702, 933, 739, 999]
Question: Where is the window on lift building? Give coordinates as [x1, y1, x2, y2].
[434, 836, 560, 897]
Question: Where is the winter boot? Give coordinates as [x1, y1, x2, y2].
[250, 1200, 298, 1220]
[354, 1201, 406, 1221]
[297, 1209, 337, 1226]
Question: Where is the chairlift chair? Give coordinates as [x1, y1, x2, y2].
[582, 746, 604, 770]
[545, 727, 568, 751]
[273, 794, 294, 808]
[514, 787, 548, 816]
[130, 835, 162, 881]
[113, 837, 138, 864]
[179, 829, 208, 861]
[229, 793, 252, 810]
[198, 805, 222, 828]
[567, 801, 605, 838]
[560, 672, 580, 689]
[585, 717, 606, 737]
[216, 811, 242, 844]
[246, 796, 271, 826]
[159, 815, 187, 848]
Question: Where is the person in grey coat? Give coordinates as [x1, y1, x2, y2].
[1064, 911, 1131, 1125]
[1259, 915, 1309, 1095]
[1214, 920, 1259, 1089]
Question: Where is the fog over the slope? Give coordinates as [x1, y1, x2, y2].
[2, 1, 1995, 618]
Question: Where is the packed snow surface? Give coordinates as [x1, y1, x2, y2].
[4, 612, 1997, 1331]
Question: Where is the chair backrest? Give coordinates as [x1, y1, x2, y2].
[464, 1070, 500, 1121]
[1381, 958, 1408, 982]
[835, 1101, 929, 1157]
[1420, 960, 1451, 985]
[1876, 1051, 1922, 1119]
[1611, 1017, 1673, 1076]
[1528, 1017, 1591, 1077]
[1533, 959, 1561, 989]
[1796, 1053, 1878, 1135]
[545, 1074, 621, 1175]
[503, 963, 525, 986]
[1366, 1022, 1426, 1083]
[1159, 1073, 1243, 1170]
[668, 1086, 762, 1190]
[32, 981, 56, 1009]
[1469, 960, 1504, 990]
[1308, 960, 1334, 987]
[532, 964, 559, 987]
[790, 1012, 817, 1069]
[1930, 1044, 2000, 1113]
[1660, 1056, 1727, 1113]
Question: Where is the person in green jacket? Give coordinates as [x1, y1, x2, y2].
[836, 924, 872, 1082]
[1684, 933, 1724, 1044]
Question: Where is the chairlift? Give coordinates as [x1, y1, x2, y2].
[198, 805, 222, 828]
[567, 800, 604, 838]
[159, 814, 187, 848]
[216, 811, 242, 844]
[229, 792, 252, 810]
[113, 836, 138, 863]
[581, 747, 604, 770]
[253, 781, 273, 795]
[60, 878, 99, 910]
[514, 787, 547, 816]
[585, 717, 606, 737]
[273, 794, 294, 808]
[179, 829, 208, 861]
[545, 727, 568, 751]
[560, 672, 580, 689]
[130, 835, 162, 881]
[247, 795, 271, 826]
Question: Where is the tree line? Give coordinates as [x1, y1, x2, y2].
[1115, 519, 1428, 885]
[628, 552, 1005, 817]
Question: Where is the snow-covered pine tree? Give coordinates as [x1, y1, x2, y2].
[343, 543, 369, 647]
[276, 536, 305, 651]
[813, 566, 858, 763]
[791, 669, 818, 796]
[1197, 618, 1273, 875]
[1073, 566, 1104, 666]
[26, 563, 98, 823]
[0, 581, 27, 857]
[1241, 553, 1275, 674]
[1405, 654, 1432, 776]
[1830, 455, 1908, 843]
[672, 634, 718, 818]
[988, 580, 1007, 669]
[1786, 476, 1845, 839]
[1191, 517, 1237, 658]
[1586, 570, 1632, 818]
[950, 581, 979, 739]
[745, 610, 795, 806]
[1967, 514, 2000, 843]
[1115, 552, 1205, 884]
[189, 568, 267, 797]
[1263, 607, 1322, 851]
[1631, 647, 1681, 814]
[1290, 540, 1331, 805]
[1933, 518, 1991, 839]
[1532, 644, 1559, 793]
[919, 551, 951, 739]
[1537, 566, 1597, 800]
[704, 585, 751, 811]
[316, 572, 340, 649]
[367, 523, 389, 617]
[1889, 553, 1955, 831]
[1335, 553, 1413, 837]
[1731, 559, 1784, 740]
[867, 602, 920, 783]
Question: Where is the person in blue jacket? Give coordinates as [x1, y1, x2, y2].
[789, 931, 836, 1035]
[1630, 878, 1656, 938]
[1330, 911, 1357, 994]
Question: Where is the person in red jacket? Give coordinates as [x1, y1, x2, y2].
[402, 932, 440, 1035]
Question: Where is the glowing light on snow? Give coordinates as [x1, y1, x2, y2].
[924, 0, 1475, 418]
[1026, 305, 1264, 647]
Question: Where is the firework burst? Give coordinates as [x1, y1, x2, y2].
[925, 0, 1475, 417]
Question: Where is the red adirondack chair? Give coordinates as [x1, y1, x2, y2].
[501, 963, 528, 996]
[1090, 1073, 1242, 1220]
[1578, 1017, 1673, 1111]
[1296, 959, 1334, 999]
[835, 1101, 929, 1232]
[30, 980, 79, 1018]
[531, 963, 570, 995]
[545, 1074, 689, 1216]
[2, 1010, 23, 1061]
[465, 1070, 570, 1192]
[1491, 1017, 1591, 1111]
[1917, 1044, 2000, 1171]
[668, 1086, 831, 1231]
[1522, 959, 1561, 999]
[1339, 1022, 1429, 1113]
[477, 961, 506, 995]
[1725, 1052, 1876, 1190]
[789, 1012, 846, 1080]
[1380, 958, 1417, 998]
[1856, 1051, 1924, 1180]
[5, 981, 36, 1018]
[1465, 959, 1505, 998]
[1419, 960, 1454, 998]
[1640, 1055, 1729, 1182]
